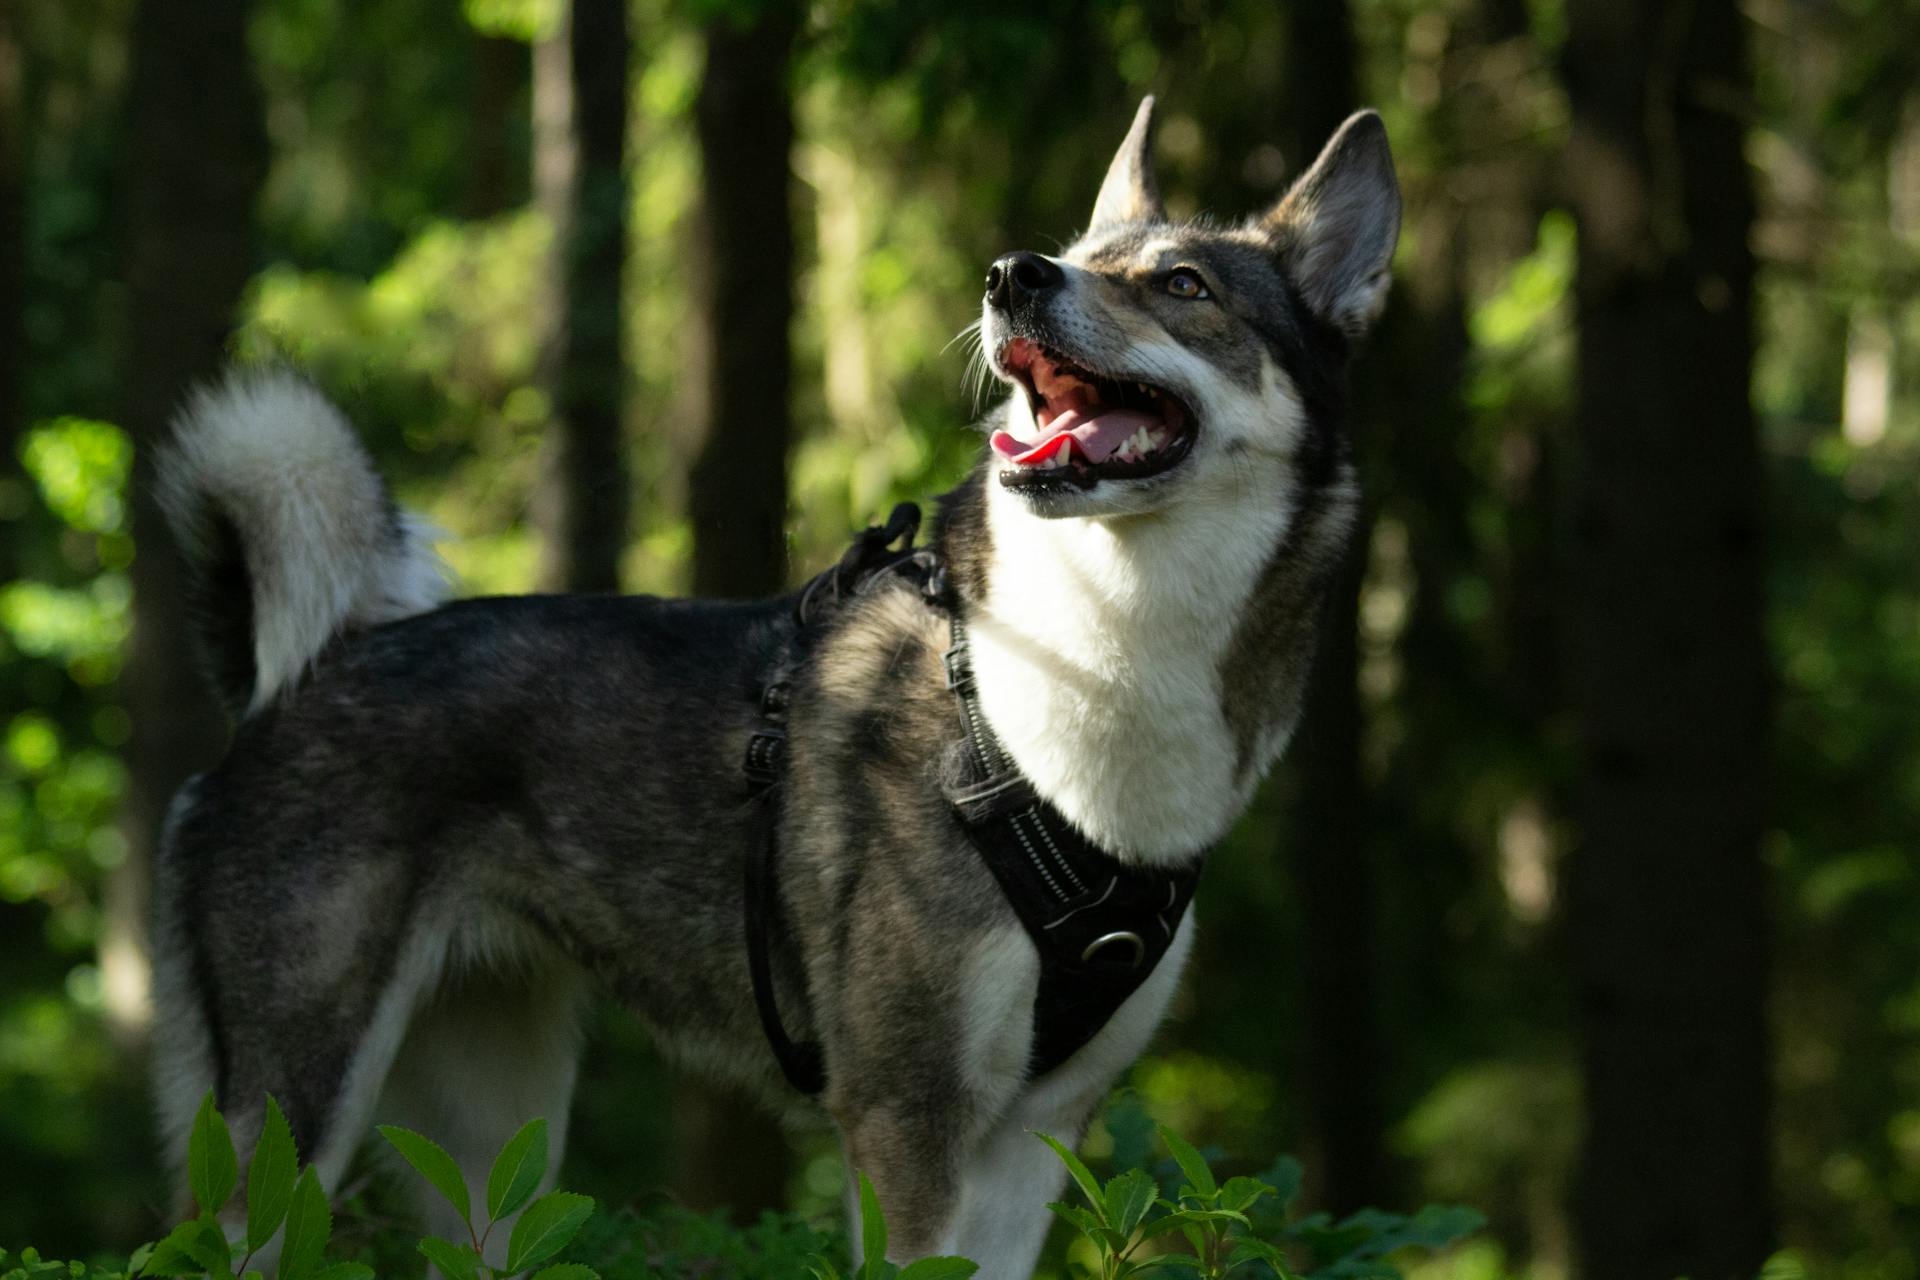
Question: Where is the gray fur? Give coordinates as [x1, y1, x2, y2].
[1088, 97, 1165, 231]
[150, 103, 1401, 1274]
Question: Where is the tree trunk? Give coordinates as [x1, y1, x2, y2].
[1561, 0, 1774, 1275]
[110, 0, 268, 1035]
[0, 0, 23, 574]
[671, 6, 800, 1217]
[1273, 0, 1386, 1215]
[534, 0, 631, 594]
[686, 8, 797, 601]
[464, 31, 527, 221]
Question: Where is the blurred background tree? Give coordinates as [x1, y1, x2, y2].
[2, 0, 1918, 1277]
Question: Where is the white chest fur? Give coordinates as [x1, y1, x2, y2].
[967, 479, 1294, 863]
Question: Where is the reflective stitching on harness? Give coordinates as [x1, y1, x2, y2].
[1027, 798, 1087, 896]
[1042, 876, 1118, 930]
[1009, 806, 1067, 900]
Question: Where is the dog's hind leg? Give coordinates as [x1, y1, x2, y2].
[150, 779, 220, 1218]
[377, 938, 586, 1264]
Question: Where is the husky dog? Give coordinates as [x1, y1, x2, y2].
[150, 99, 1398, 1276]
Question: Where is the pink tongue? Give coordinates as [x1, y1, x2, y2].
[991, 408, 1158, 466]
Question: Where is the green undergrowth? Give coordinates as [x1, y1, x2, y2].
[0, 1094, 1483, 1280]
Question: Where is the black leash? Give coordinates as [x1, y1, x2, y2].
[742, 505, 1205, 1095]
[743, 504, 936, 1097]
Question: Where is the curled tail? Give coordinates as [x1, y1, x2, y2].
[157, 371, 451, 716]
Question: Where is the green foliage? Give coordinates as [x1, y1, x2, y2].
[0, 1096, 604, 1280]
[4, 1096, 1485, 1280]
[1036, 1121, 1481, 1280]
[378, 1114, 598, 1280]
[801, 1172, 979, 1280]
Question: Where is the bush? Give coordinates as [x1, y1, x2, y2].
[0, 1095, 1482, 1280]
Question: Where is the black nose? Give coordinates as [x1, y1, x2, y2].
[985, 251, 1064, 310]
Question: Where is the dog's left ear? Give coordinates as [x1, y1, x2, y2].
[1262, 110, 1401, 337]
[1090, 97, 1167, 230]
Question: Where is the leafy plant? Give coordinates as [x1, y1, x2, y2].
[1038, 1122, 1483, 1280]
[130, 1092, 369, 1280]
[803, 1172, 976, 1280]
[378, 1117, 598, 1280]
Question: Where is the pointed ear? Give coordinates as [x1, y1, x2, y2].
[1263, 110, 1401, 336]
[1089, 97, 1167, 230]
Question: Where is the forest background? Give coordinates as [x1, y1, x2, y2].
[0, 0, 1915, 1277]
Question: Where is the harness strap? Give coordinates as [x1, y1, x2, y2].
[744, 504, 935, 1097]
[942, 616, 1203, 1078]
[742, 507, 1205, 1095]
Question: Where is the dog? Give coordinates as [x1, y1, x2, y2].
[149, 97, 1398, 1276]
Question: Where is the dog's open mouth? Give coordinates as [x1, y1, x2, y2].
[992, 337, 1196, 490]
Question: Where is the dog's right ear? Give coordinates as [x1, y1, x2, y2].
[1260, 110, 1401, 338]
[1089, 97, 1167, 230]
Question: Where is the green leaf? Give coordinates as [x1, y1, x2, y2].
[487, 1117, 550, 1222]
[417, 1238, 481, 1280]
[377, 1126, 472, 1228]
[1401, 1204, 1485, 1250]
[1031, 1132, 1105, 1217]
[310, 1267, 373, 1280]
[275, 1168, 330, 1280]
[246, 1097, 298, 1253]
[1046, 1202, 1127, 1254]
[895, 1261, 978, 1280]
[528, 1266, 600, 1280]
[1140, 1211, 1197, 1241]
[1130, 1258, 1207, 1274]
[1104, 1168, 1158, 1238]
[1217, 1177, 1275, 1216]
[856, 1171, 888, 1275]
[180, 1219, 234, 1279]
[505, 1191, 594, 1273]
[190, 1092, 240, 1216]
[1254, 1157, 1303, 1212]
[1226, 1239, 1291, 1277]
[139, 1225, 211, 1277]
[1157, 1126, 1216, 1200]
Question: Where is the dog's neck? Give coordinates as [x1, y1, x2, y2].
[944, 468, 1302, 864]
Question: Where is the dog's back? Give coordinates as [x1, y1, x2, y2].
[149, 377, 799, 1244]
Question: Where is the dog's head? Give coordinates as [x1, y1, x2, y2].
[980, 98, 1400, 519]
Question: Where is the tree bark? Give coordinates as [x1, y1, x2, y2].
[534, 0, 631, 594]
[671, 5, 800, 1217]
[0, 0, 23, 574]
[1561, 0, 1774, 1275]
[111, 0, 268, 1035]
[464, 31, 528, 221]
[1273, 0, 1387, 1215]
[686, 8, 797, 600]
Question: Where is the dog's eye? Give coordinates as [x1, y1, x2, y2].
[1164, 270, 1210, 300]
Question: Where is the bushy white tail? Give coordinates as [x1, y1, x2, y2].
[157, 371, 451, 714]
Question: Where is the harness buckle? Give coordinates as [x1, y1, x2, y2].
[1081, 930, 1147, 970]
[943, 641, 973, 691]
[760, 678, 791, 721]
[743, 726, 787, 788]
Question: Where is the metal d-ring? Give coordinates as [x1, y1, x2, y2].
[1081, 930, 1146, 969]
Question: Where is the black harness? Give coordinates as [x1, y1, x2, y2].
[743, 504, 1205, 1096]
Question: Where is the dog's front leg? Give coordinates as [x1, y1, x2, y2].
[838, 1101, 967, 1266]
[946, 1081, 1107, 1277]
